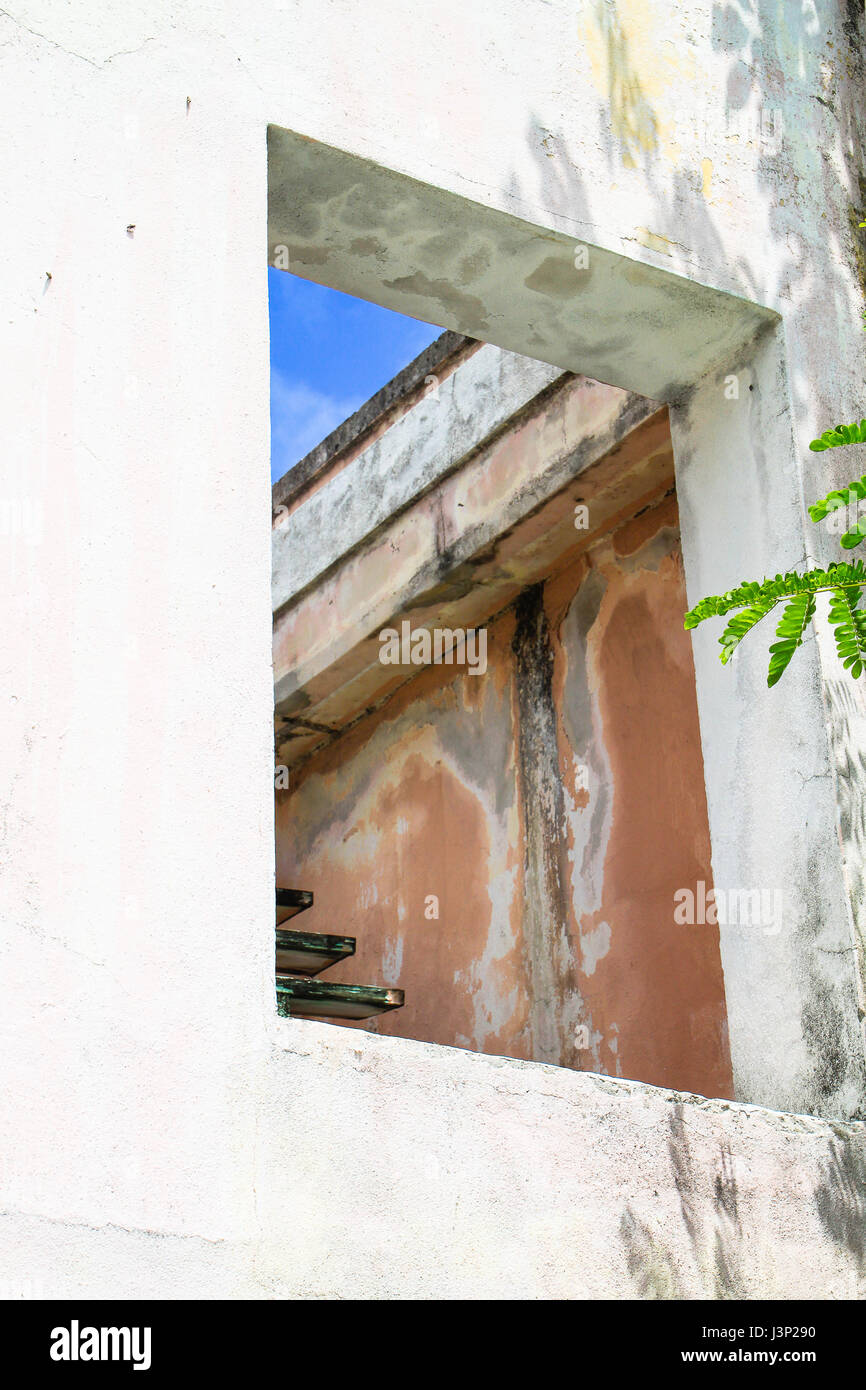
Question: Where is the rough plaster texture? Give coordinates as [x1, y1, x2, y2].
[272, 345, 563, 608]
[276, 608, 530, 1061]
[2, 0, 865, 1298]
[547, 494, 733, 1098]
[3, 1027, 863, 1299]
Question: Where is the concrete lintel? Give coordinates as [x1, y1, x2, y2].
[268, 125, 779, 404]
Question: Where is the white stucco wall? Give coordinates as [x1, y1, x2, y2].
[1, 0, 865, 1298]
[4, 1020, 865, 1300]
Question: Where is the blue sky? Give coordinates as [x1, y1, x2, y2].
[268, 268, 444, 484]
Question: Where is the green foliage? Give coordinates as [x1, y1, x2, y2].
[684, 561, 866, 631]
[807, 472, 866, 548]
[808, 420, 866, 452]
[685, 561, 866, 686]
[684, 427, 866, 684]
[827, 586, 866, 679]
[767, 592, 816, 687]
[686, 227, 866, 686]
[717, 601, 776, 665]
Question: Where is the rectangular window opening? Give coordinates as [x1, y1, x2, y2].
[268, 150, 733, 1101]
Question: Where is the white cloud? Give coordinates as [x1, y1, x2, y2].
[270, 371, 364, 482]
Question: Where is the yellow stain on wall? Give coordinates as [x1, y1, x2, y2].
[701, 157, 713, 199]
[632, 227, 676, 256]
[578, 0, 699, 169]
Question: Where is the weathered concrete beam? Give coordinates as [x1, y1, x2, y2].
[271, 343, 564, 610]
[268, 125, 778, 403]
[273, 358, 671, 761]
[272, 330, 475, 511]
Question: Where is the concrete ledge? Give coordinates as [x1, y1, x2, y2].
[272, 354, 669, 760]
[271, 329, 475, 512]
[271, 343, 566, 610]
[259, 1019, 866, 1300]
[6, 1021, 863, 1300]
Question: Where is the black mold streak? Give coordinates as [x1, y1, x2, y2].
[512, 582, 579, 1066]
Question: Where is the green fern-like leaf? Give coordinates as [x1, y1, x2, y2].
[808, 420, 866, 452]
[684, 561, 866, 634]
[718, 602, 775, 663]
[827, 586, 866, 679]
[684, 562, 866, 683]
[808, 476, 866, 521]
[767, 592, 816, 687]
[808, 477, 866, 547]
[840, 520, 866, 549]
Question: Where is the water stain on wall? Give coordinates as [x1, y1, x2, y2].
[276, 488, 732, 1098]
